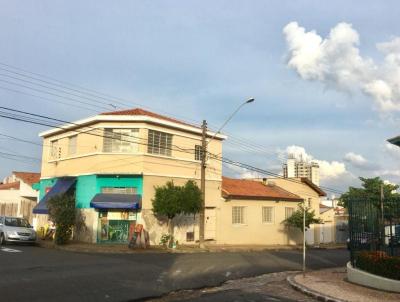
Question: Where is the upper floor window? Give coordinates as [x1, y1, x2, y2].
[103, 128, 139, 153]
[68, 135, 77, 155]
[50, 140, 60, 159]
[195, 145, 202, 161]
[147, 130, 172, 156]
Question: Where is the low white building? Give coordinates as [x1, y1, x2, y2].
[0, 171, 40, 224]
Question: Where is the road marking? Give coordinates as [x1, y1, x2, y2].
[1, 247, 22, 253]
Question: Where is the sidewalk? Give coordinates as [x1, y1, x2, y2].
[288, 267, 400, 302]
[37, 240, 346, 254]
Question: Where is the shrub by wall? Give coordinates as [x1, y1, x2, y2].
[355, 251, 400, 280]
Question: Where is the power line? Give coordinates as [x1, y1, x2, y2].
[0, 61, 293, 163]
[0, 107, 197, 156]
[211, 153, 344, 195]
[0, 85, 100, 113]
[0, 105, 344, 194]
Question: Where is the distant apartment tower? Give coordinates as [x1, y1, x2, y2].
[283, 155, 320, 186]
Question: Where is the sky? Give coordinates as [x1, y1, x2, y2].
[1, 0, 400, 196]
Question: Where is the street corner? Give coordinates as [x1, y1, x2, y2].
[287, 267, 400, 302]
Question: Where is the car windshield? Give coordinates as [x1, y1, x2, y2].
[4, 217, 30, 228]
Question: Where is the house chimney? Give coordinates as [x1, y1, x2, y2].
[262, 178, 267, 185]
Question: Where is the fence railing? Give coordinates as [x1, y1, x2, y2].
[348, 197, 400, 266]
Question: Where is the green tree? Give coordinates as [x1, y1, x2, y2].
[152, 180, 202, 246]
[47, 194, 76, 245]
[283, 203, 322, 232]
[181, 180, 202, 215]
[339, 177, 399, 208]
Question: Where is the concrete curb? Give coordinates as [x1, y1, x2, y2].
[37, 240, 347, 255]
[287, 274, 345, 302]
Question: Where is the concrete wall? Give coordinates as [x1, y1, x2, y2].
[73, 208, 98, 243]
[347, 262, 400, 293]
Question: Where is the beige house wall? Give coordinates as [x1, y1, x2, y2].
[216, 198, 302, 245]
[140, 175, 221, 244]
[40, 121, 222, 181]
[266, 178, 322, 217]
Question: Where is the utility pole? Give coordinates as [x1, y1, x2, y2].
[199, 120, 207, 248]
[380, 184, 385, 248]
[198, 98, 254, 248]
[303, 200, 306, 278]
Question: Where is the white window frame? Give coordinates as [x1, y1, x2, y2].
[68, 135, 77, 155]
[232, 206, 245, 225]
[103, 128, 139, 153]
[285, 207, 295, 219]
[262, 206, 274, 224]
[147, 129, 172, 156]
[195, 145, 202, 161]
[50, 140, 59, 159]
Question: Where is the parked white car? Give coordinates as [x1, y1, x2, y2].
[0, 216, 37, 245]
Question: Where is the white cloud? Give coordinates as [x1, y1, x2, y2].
[224, 163, 263, 179]
[283, 145, 347, 179]
[344, 152, 367, 166]
[316, 160, 346, 179]
[283, 22, 400, 113]
[384, 142, 400, 159]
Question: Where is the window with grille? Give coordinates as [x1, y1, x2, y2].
[232, 206, 245, 224]
[195, 145, 202, 161]
[101, 187, 137, 194]
[147, 130, 172, 156]
[50, 140, 59, 159]
[103, 128, 139, 153]
[285, 207, 295, 219]
[262, 207, 274, 223]
[68, 135, 77, 155]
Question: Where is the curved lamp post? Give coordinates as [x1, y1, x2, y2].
[199, 97, 255, 247]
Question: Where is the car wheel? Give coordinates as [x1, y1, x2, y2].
[0, 233, 5, 245]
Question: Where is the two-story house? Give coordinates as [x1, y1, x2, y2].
[33, 108, 225, 244]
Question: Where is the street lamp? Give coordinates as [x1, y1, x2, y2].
[207, 98, 255, 144]
[199, 97, 255, 247]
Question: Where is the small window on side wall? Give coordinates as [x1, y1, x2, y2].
[232, 206, 245, 224]
[285, 207, 295, 219]
[195, 145, 202, 161]
[262, 207, 274, 223]
[68, 135, 77, 155]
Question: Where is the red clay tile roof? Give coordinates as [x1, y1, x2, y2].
[100, 108, 198, 128]
[13, 171, 41, 186]
[222, 177, 303, 201]
[0, 181, 20, 190]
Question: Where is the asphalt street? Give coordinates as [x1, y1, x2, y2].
[0, 245, 348, 302]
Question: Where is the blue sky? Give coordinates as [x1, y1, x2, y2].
[1, 1, 400, 195]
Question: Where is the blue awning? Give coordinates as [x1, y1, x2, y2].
[33, 178, 76, 214]
[90, 193, 141, 210]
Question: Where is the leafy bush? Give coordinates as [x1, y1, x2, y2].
[283, 203, 322, 232]
[355, 251, 400, 280]
[152, 180, 201, 247]
[159, 234, 174, 248]
[47, 194, 76, 245]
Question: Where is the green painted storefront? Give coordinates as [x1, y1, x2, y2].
[38, 174, 143, 243]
